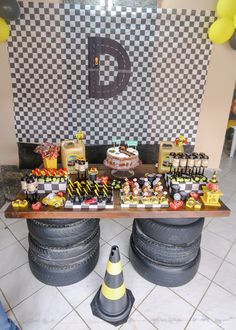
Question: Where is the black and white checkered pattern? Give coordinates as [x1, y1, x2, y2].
[165, 174, 205, 194]
[37, 182, 67, 194]
[8, 2, 214, 145]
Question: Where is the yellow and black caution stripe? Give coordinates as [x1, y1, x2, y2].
[91, 245, 134, 326]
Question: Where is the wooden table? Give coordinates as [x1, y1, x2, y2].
[4, 164, 231, 288]
[4, 164, 230, 220]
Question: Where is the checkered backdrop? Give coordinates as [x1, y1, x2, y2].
[8, 2, 214, 145]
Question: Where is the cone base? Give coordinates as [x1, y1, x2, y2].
[91, 287, 135, 326]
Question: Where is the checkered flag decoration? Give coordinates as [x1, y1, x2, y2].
[8, 2, 214, 145]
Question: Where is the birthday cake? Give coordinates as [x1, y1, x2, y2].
[104, 146, 140, 170]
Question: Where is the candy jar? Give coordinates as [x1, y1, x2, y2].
[193, 154, 201, 174]
[179, 154, 187, 174]
[172, 156, 180, 174]
[21, 175, 28, 192]
[187, 154, 195, 175]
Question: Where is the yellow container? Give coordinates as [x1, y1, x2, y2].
[61, 139, 86, 174]
[43, 157, 57, 169]
[158, 141, 183, 173]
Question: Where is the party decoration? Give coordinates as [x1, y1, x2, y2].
[0, 0, 20, 21]
[216, 0, 236, 19]
[208, 18, 234, 44]
[229, 31, 236, 50]
[0, 17, 9, 42]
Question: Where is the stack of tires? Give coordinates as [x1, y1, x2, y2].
[27, 218, 100, 286]
[129, 218, 204, 287]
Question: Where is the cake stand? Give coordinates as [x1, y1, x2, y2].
[103, 159, 141, 179]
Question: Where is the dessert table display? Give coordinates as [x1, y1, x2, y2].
[4, 136, 230, 287]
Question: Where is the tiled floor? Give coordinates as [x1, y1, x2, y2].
[0, 150, 236, 330]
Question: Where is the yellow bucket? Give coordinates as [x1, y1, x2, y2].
[43, 157, 57, 169]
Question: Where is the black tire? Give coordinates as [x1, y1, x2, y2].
[134, 218, 204, 245]
[30, 218, 82, 226]
[28, 246, 99, 286]
[132, 225, 201, 265]
[27, 218, 99, 247]
[129, 236, 200, 287]
[137, 217, 202, 226]
[28, 227, 100, 264]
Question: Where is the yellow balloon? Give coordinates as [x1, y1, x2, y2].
[208, 18, 234, 44]
[234, 13, 236, 28]
[216, 0, 236, 19]
[0, 17, 10, 43]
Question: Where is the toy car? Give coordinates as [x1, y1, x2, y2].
[42, 193, 65, 208]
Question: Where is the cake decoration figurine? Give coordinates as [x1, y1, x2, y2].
[88, 167, 98, 181]
[20, 175, 39, 204]
[76, 159, 88, 180]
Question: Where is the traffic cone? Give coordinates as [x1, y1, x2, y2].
[91, 245, 134, 326]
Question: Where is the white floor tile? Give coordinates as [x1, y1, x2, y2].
[226, 196, 236, 213]
[100, 219, 125, 242]
[219, 180, 236, 203]
[218, 214, 236, 228]
[58, 271, 101, 308]
[53, 311, 89, 330]
[76, 293, 119, 330]
[122, 262, 155, 308]
[94, 243, 129, 278]
[198, 248, 222, 280]
[226, 242, 236, 266]
[2, 217, 22, 226]
[0, 227, 17, 250]
[0, 202, 10, 213]
[120, 310, 155, 330]
[214, 261, 236, 296]
[13, 286, 72, 330]
[0, 241, 28, 278]
[171, 273, 210, 307]
[20, 237, 29, 251]
[186, 310, 222, 330]
[138, 286, 194, 330]
[206, 219, 236, 242]
[199, 283, 236, 330]
[112, 218, 134, 228]
[201, 230, 232, 259]
[0, 263, 44, 308]
[109, 229, 131, 258]
[100, 238, 106, 247]
[203, 218, 213, 228]
[9, 220, 28, 240]
[0, 289, 10, 312]
[0, 217, 6, 229]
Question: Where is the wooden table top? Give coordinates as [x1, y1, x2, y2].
[4, 165, 231, 220]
